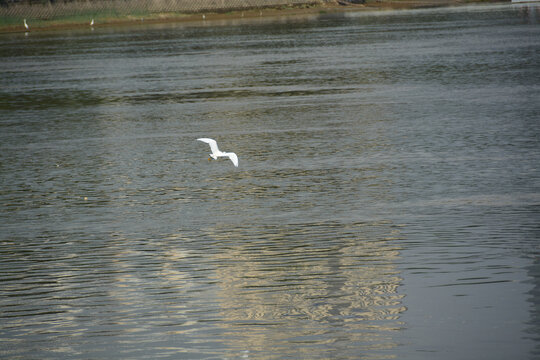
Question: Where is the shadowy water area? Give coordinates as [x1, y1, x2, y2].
[1, 3, 539, 359]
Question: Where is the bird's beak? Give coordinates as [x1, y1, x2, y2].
[208, 157, 212, 161]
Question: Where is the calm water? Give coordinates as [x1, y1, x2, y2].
[1, 3, 539, 359]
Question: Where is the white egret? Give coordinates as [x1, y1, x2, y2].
[23, 19, 28, 30]
[197, 138, 238, 167]
[90, 18, 94, 26]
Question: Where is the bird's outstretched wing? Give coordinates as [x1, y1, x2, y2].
[197, 138, 220, 155]
[224, 152, 239, 167]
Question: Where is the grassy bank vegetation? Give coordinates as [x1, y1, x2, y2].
[2, 1, 322, 31]
[0, 9, 190, 29]
[0, 0, 507, 32]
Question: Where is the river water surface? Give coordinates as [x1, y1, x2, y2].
[1, 3, 539, 359]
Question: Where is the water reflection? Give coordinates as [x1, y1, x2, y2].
[0, 220, 402, 358]
[515, 3, 540, 24]
[205, 221, 405, 358]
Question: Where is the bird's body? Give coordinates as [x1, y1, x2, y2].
[23, 19, 28, 30]
[197, 138, 238, 167]
[90, 19, 94, 26]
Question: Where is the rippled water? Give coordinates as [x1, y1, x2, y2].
[1, 3, 539, 359]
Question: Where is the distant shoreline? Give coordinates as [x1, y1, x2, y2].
[0, 0, 509, 33]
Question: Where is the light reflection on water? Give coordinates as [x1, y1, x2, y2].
[1, 3, 540, 359]
[1, 222, 404, 358]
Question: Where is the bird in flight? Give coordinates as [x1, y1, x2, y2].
[197, 138, 238, 167]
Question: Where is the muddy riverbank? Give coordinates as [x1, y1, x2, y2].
[0, 0, 505, 33]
